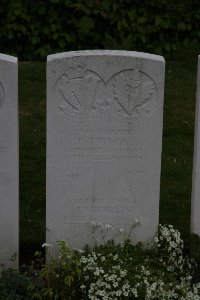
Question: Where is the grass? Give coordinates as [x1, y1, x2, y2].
[160, 43, 199, 245]
[18, 43, 200, 264]
[19, 62, 46, 262]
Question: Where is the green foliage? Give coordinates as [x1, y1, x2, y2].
[78, 224, 200, 299]
[190, 234, 200, 283]
[0, 0, 199, 60]
[190, 233, 200, 261]
[0, 225, 200, 300]
[29, 242, 82, 299]
[1, 225, 200, 299]
[0, 267, 31, 299]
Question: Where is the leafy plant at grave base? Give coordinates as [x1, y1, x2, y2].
[27, 223, 200, 299]
[1, 223, 200, 299]
[29, 242, 82, 300]
[0, 266, 32, 299]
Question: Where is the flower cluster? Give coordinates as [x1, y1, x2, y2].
[135, 265, 200, 299]
[35, 224, 200, 300]
[90, 219, 141, 246]
[78, 224, 200, 299]
[154, 224, 192, 272]
[80, 251, 138, 300]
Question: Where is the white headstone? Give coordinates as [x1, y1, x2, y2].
[191, 55, 200, 236]
[47, 50, 165, 250]
[0, 54, 18, 269]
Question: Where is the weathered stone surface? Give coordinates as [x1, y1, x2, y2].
[46, 50, 165, 250]
[191, 55, 200, 236]
[0, 54, 18, 268]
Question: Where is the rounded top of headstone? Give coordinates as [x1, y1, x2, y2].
[0, 53, 18, 63]
[47, 50, 165, 63]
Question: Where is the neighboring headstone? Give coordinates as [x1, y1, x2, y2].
[191, 55, 200, 236]
[0, 54, 18, 269]
[47, 50, 165, 250]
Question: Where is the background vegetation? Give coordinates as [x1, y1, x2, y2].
[0, 0, 199, 60]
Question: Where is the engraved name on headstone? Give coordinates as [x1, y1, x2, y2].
[191, 55, 200, 236]
[0, 54, 18, 269]
[47, 50, 165, 249]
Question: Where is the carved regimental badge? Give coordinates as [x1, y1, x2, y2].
[109, 69, 157, 122]
[55, 67, 157, 123]
[55, 65, 101, 122]
[0, 82, 5, 110]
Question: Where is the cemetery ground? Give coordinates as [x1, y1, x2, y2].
[2, 43, 198, 298]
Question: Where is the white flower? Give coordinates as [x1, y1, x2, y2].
[94, 268, 100, 276]
[154, 237, 159, 243]
[134, 218, 141, 225]
[132, 288, 138, 297]
[73, 247, 84, 253]
[42, 243, 53, 248]
[120, 269, 127, 277]
[80, 284, 86, 289]
[91, 220, 96, 226]
[116, 290, 122, 296]
[113, 281, 118, 287]
[105, 224, 113, 230]
[113, 254, 118, 261]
